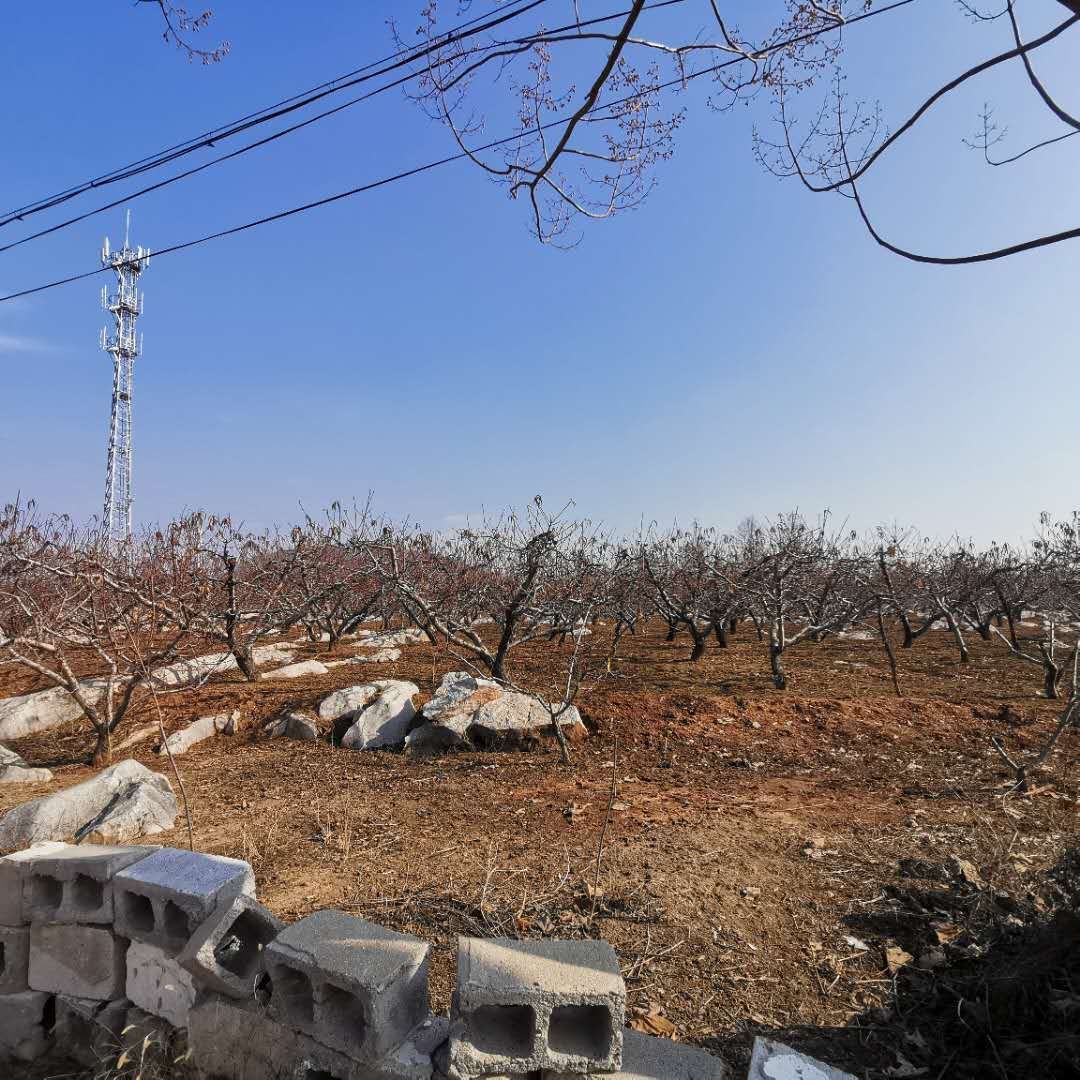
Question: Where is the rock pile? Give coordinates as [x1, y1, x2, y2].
[405, 672, 588, 756]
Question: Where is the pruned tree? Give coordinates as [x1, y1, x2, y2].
[397, 1, 1079, 258]
[0, 502, 197, 764]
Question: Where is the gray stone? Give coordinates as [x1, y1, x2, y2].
[53, 995, 131, 1069]
[178, 893, 283, 999]
[358, 629, 426, 649]
[328, 646, 402, 665]
[0, 679, 108, 741]
[318, 683, 382, 724]
[0, 759, 179, 848]
[126, 939, 197, 1027]
[0, 990, 55, 1062]
[157, 712, 238, 756]
[341, 681, 419, 750]
[0, 841, 69, 925]
[404, 717, 472, 757]
[0, 925, 30, 992]
[0, 743, 53, 785]
[470, 694, 587, 747]
[420, 672, 502, 726]
[264, 660, 330, 680]
[265, 909, 430, 1062]
[268, 711, 321, 741]
[545, 1029, 728, 1079]
[150, 643, 299, 689]
[21, 842, 156, 924]
[747, 1038, 857, 1080]
[113, 847, 255, 955]
[29, 922, 127, 1000]
[449, 937, 625, 1077]
[117, 1005, 186, 1074]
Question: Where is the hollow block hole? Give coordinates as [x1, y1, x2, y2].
[548, 1004, 612, 1061]
[467, 1003, 535, 1058]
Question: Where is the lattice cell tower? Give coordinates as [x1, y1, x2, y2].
[99, 212, 150, 543]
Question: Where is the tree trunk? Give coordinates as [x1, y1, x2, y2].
[92, 726, 111, 767]
[713, 623, 728, 648]
[234, 644, 257, 681]
[769, 641, 787, 690]
[689, 629, 707, 662]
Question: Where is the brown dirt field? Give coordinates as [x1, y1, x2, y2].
[2, 624, 1078, 1078]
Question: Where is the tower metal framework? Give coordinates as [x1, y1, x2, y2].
[99, 216, 150, 543]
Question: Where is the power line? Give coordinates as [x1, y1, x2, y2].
[0, 0, 916, 304]
[0, 0, 552, 230]
[0, 1, 688, 256]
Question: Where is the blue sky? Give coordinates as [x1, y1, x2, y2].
[0, 1, 1077, 541]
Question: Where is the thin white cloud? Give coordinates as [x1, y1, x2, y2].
[0, 333, 58, 355]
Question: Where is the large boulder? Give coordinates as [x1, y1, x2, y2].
[407, 672, 588, 756]
[340, 681, 419, 750]
[317, 684, 382, 725]
[0, 744, 53, 785]
[0, 680, 108, 741]
[0, 759, 179, 848]
[420, 671, 502, 725]
[470, 692, 587, 748]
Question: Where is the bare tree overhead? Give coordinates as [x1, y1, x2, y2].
[135, 1, 230, 63]
[397, 1, 1078, 257]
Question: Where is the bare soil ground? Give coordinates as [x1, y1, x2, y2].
[3, 625, 1078, 1078]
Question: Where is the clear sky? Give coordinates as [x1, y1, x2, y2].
[0, 1, 1076, 541]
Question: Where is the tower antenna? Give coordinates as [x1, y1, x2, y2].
[99, 212, 150, 543]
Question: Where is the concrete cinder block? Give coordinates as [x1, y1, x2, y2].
[544, 1029, 728, 1078]
[449, 937, 625, 1077]
[126, 939, 198, 1028]
[188, 993, 306, 1080]
[112, 847, 255, 954]
[0, 841, 69, 925]
[189, 992, 448, 1080]
[28, 922, 128, 1000]
[53, 995, 131, 1068]
[747, 1038, 857, 1080]
[0, 924, 31, 993]
[0, 990, 55, 1062]
[118, 1005, 188, 1074]
[178, 892, 283, 998]
[265, 909, 430, 1062]
[22, 842, 156, 924]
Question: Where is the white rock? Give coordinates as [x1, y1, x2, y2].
[262, 659, 329, 680]
[420, 671, 502, 725]
[748, 1038, 856, 1080]
[0, 759, 178, 848]
[470, 693, 586, 744]
[317, 683, 381, 723]
[341, 681, 419, 750]
[356, 628, 426, 648]
[0, 680, 108, 741]
[0, 744, 53, 785]
[156, 712, 238, 757]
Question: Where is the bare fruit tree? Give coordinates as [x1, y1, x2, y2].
[398, 1, 1079, 258]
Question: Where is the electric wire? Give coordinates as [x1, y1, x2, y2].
[0, 0, 688, 255]
[0, 0, 916, 304]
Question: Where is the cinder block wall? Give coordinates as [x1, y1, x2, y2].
[0, 842, 729, 1080]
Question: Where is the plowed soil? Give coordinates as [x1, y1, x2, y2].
[2, 624, 1078, 1078]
